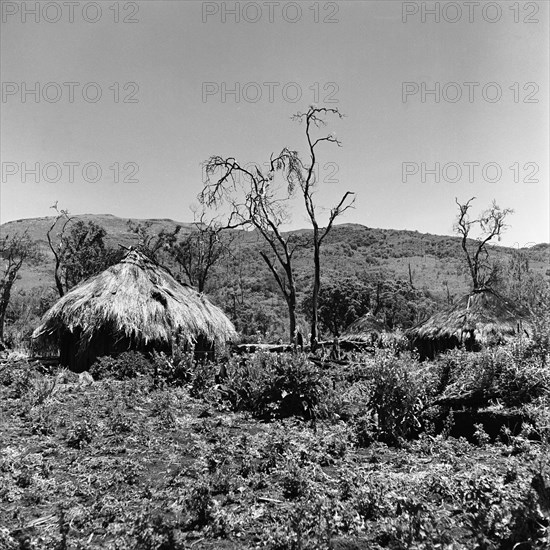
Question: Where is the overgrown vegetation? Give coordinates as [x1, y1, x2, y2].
[1, 331, 549, 548]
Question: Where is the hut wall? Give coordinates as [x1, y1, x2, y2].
[194, 335, 215, 362]
[414, 333, 483, 360]
[59, 327, 176, 372]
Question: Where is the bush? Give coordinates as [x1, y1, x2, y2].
[66, 417, 96, 449]
[0, 359, 39, 397]
[356, 350, 431, 445]
[90, 351, 154, 380]
[150, 348, 197, 387]
[188, 360, 218, 398]
[90, 349, 202, 389]
[222, 352, 331, 420]
[433, 342, 549, 408]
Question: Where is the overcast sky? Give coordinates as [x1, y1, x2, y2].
[1, 0, 548, 247]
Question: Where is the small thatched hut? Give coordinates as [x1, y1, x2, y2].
[340, 313, 386, 347]
[32, 249, 237, 371]
[408, 288, 529, 360]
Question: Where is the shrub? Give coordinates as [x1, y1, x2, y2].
[0, 359, 38, 397]
[280, 462, 309, 500]
[358, 350, 430, 445]
[66, 417, 96, 449]
[109, 401, 136, 434]
[150, 392, 177, 430]
[131, 507, 181, 550]
[150, 349, 196, 387]
[188, 360, 218, 398]
[433, 343, 549, 408]
[90, 351, 153, 380]
[223, 352, 331, 419]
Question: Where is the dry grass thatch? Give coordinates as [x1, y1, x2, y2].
[341, 313, 385, 343]
[32, 249, 237, 349]
[407, 289, 529, 346]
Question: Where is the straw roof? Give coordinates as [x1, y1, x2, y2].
[407, 289, 529, 345]
[341, 313, 385, 342]
[32, 249, 237, 348]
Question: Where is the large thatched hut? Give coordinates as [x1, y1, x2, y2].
[408, 288, 529, 360]
[32, 249, 237, 371]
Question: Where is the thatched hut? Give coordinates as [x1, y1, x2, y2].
[32, 249, 237, 371]
[340, 313, 386, 348]
[408, 289, 529, 360]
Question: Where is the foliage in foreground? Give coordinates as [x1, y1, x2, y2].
[1, 334, 549, 549]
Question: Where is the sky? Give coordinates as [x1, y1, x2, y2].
[1, 0, 548, 247]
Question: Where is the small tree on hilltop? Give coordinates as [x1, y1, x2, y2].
[0, 231, 40, 345]
[170, 208, 233, 293]
[454, 197, 513, 291]
[48, 203, 123, 296]
[47, 204, 73, 297]
[61, 220, 123, 291]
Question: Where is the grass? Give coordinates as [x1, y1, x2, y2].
[0, 344, 549, 549]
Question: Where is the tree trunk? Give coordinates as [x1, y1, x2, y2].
[0, 269, 18, 342]
[310, 235, 321, 349]
[288, 292, 297, 345]
[54, 259, 64, 297]
[0, 295, 7, 342]
[285, 264, 297, 344]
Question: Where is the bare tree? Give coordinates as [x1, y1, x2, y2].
[276, 107, 356, 347]
[171, 209, 233, 293]
[454, 197, 513, 291]
[0, 231, 39, 344]
[200, 156, 306, 343]
[46, 203, 74, 297]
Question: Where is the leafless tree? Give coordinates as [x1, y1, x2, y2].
[171, 209, 233, 293]
[200, 107, 354, 346]
[276, 107, 355, 347]
[200, 156, 306, 343]
[46, 203, 74, 297]
[454, 197, 513, 291]
[0, 231, 39, 344]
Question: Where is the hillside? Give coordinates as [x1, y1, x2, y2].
[2, 214, 549, 341]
